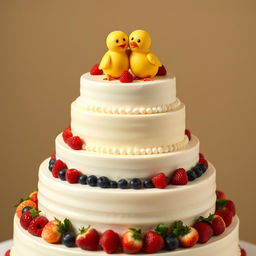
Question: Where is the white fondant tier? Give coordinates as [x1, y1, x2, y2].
[55, 134, 199, 180]
[11, 215, 240, 256]
[71, 101, 186, 153]
[38, 159, 216, 233]
[79, 73, 177, 110]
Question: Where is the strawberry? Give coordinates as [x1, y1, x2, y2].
[193, 221, 213, 243]
[28, 216, 49, 237]
[121, 228, 143, 254]
[52, 160, 68, 178]
[20, 208, 40, 230]
[151, 173, 168, 189]
[215, 209, 233, 227]
[156, 65, 167, 76]
[216, 190, 226, 199]
[199, 153, 205, 160]
[144, 231, 164, 253]
[170, 221, 198, 248]
[198, 158, 208, 168]
[99, 229, 120, 254]
[42, 218, 71, 243]
[29, 191, 38, 206]
[66, 169, 81, 184]
[216, 199, 236, 216]
[62, 126, 73, 143]
[120, 71, 134, 83]
[211, 215, 226, 235]
[171, 168, 188, 185]
[76, 226, 100, 251]
[90, 64, 103, 75]
[51, 152, 56, 159]
[185, 129, 191, 141]
[67, 136, 84, 150]
[15, 199, 37, 218]
[4, 249, 11, 256]
[240, 247, 247, 256]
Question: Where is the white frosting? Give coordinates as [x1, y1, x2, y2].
[71, 102, 186, 151]
[11, 215, 240, 256]
[56, 134, 199, 180]
[79, 73, 176, 109]
[38, 159, 216, 233]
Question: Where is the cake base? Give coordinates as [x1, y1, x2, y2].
[11, 216, 240, 256]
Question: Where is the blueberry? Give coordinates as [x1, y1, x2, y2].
[62, 232, 76, 247]
[48, 158, 56, 172]
[22, 206, 32, 214]
[130, 178, 142, 189]
[79, 175, 88, 185]
[110, 180, 118, 188]
[197, 163, 207, 173]
[165, 235, 179, 251]
[98, 176, 110, 188]
[143, 178, 154, 188]
[118, 179, 128, 189]
[58, 169, 67, 181]
[87, 175, 98, 187]
[187, 170, 197, 181]
[193, 166, 203, 177]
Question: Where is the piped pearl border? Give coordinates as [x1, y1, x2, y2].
[77, 98, 181, 115]
[84, 136, 189, 155]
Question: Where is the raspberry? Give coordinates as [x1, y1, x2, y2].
[171, 168, 188, 185]
[67, 136, 84, 150]
[120, 71, 134, 83]
[156, 65, 167, 76]
[52, 160, 68, 178]
[90, 64, 103, 75]
[66, 169, 81, 184]
[62, 126, 73, 143]
[151, 173, 168, 189]
[28, 216, 49, 237]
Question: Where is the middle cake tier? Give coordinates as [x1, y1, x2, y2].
[71, 101, 186, 154]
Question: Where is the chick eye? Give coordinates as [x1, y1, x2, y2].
[123, 38, 126, 41]
[137, 39, 141, 43]
[131, 37, 134, 40]
[116, 39, 119, 43]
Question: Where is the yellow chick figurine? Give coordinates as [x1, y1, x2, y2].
[129, 30, 162, 80]
[99, 31, 129, 80]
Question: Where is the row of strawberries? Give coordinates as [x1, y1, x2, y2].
[13, 190, 246, 255]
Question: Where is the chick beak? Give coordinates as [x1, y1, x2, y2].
[130, 41, 139, 48]
[118, 43, 126, 48]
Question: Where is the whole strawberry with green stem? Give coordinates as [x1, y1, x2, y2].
[122, 228, 143, 254]
[76, 226, 100, 251]
[216, 199, 236, 216]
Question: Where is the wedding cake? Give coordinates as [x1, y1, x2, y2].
[6, 30, 244, 256]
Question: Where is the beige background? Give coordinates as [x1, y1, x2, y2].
[1, 0, 256, 244]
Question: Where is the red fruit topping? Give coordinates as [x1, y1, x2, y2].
[62, 127, 73, 143]
[66, 169, 81, 184]
[151, 173, 168, 189]
[211, 215, 226, 235]
[171, 168, 188, 185]
[20, 208, 40, 230]
[122, 228, 143, 254]
[120, 71, 134, 83]
[4, 249, 11, 256]
[216, 190, 226, 199]
[28, 216, 49, 237]
[67, 136, 84, 150]
[29, 191, 38, 206]
[240, 247, 247, 256]
[15, 199, 37, 218]
[156, 65, 167, 76]
[193, 221, 213, 243]
[144, 231, 164, 253]
[90, 64, 103, 75]
[225, 200, 236, 216]
[185, 129, 191, 141]
[76, 226, 100, 251]
[215, 209, 233, 227]
[99, 229, 120, 254]
[198, 158, 208, 168]
[216, 199, 236, 216]
[51, 152, 56, 159]
[52, 160, 68, 178]
[199, 153, 205, 160]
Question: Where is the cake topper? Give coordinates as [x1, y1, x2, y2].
[99, 30, 129, 80]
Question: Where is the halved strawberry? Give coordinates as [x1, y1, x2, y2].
[120, 71, 134, 83]
[171, 168, 188, 185]
[156, 65, 167, 76]
[76, 226, 100, 251]
[67, 136, 84, 150]
[193, 221, 213, 243]
[52, 160, 68, 178]
[15, 199, 37, 218]
[62, 126, 73, 143]
[90, 64, 103, 75]
[99, 229, 120, 254]
[216, 199, 236, 216]
[121, 228, 143, 254]
[215, 209, 233, 227]
[151, 173, 168, 189]
[144, 231, 164, 253]
[216, 190, 226, 199]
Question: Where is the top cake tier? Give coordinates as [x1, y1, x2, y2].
[77, 73, 177, 113]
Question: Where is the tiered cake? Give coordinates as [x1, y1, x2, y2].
[9, 30, 242, 256]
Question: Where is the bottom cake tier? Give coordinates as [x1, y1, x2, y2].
[10, 215, 240, 256]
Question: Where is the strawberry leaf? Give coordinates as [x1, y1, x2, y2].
[129, 228, 142, 241]
[216, 199, 227, 210]
[155, 224, 169, 237]
[30, 208, 41, 219]
[170, 221, 191, 237]
[196, 213, 215, 224]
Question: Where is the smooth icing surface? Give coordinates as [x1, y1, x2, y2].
[80, 73, 176, 109]
[71, 102, 186, 151]
[11, 216, 240, 256]
[38, 159, 216, 233]
[56, 134, 200, 180]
